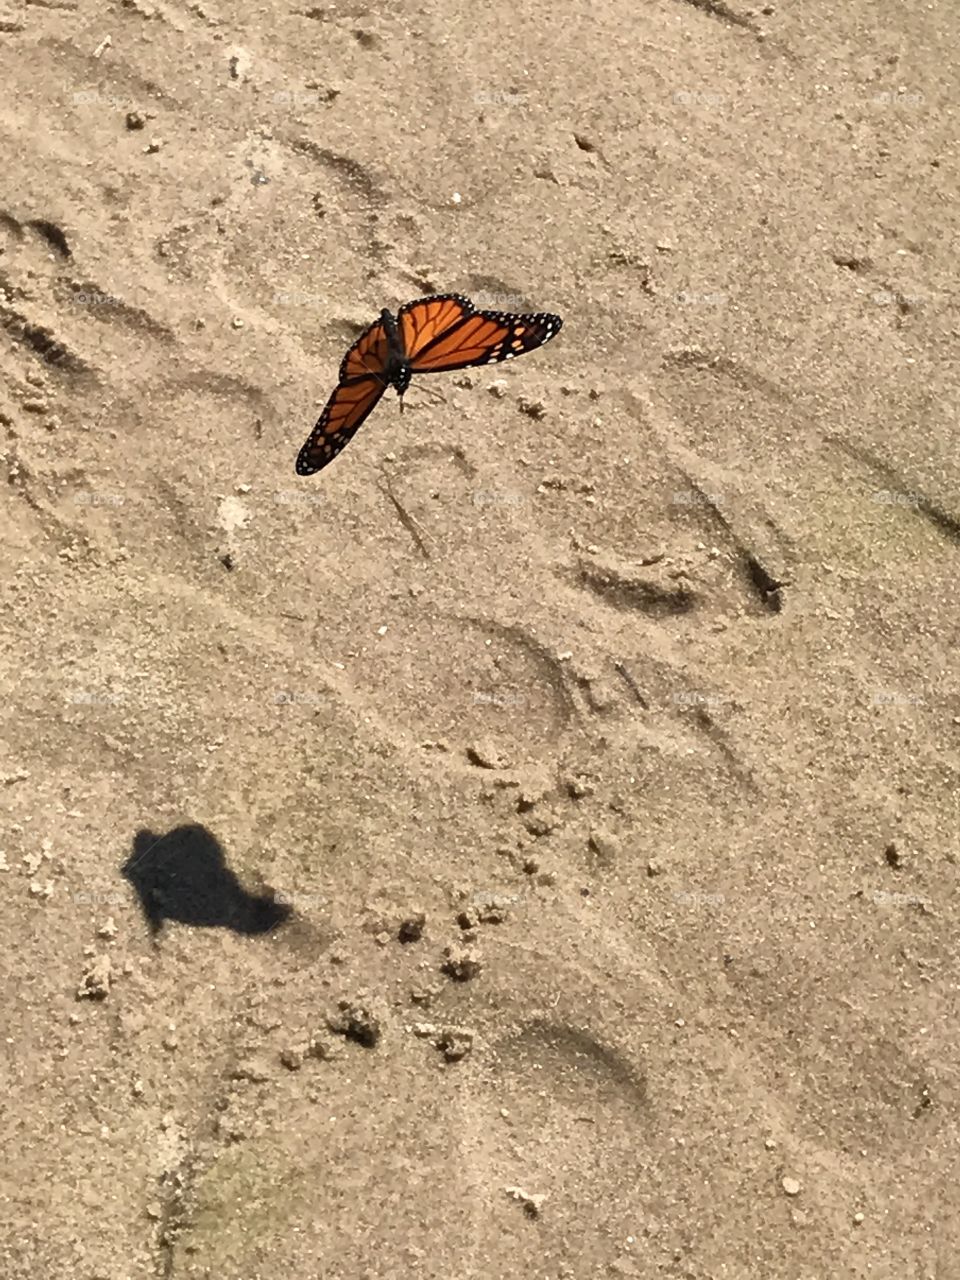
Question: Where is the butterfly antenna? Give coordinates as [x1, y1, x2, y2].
[411, 382, 447, 410]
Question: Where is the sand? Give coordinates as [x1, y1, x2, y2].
[1, 1, 959, 1276]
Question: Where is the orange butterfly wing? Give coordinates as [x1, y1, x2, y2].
[398, 293, 562, 373]
[338, 317, 390, 382]
[295, 319, 389, 476]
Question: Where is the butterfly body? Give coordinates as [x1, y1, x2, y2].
[378, 306, 413, 401]
[296, 293, 562, 476]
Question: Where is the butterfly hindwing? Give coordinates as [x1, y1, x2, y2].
[397, 294, 474, 360]
[398, 294, 562, 373]
[339, 316, 390, 383]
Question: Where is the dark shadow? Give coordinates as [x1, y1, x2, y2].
[121, 824, 292, 937]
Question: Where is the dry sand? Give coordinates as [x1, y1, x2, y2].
[2, 1, 959, 1277]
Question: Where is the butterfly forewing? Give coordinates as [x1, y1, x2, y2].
[295, 377, 386, 475]
[398, 294, 562, 373]
[295, 318, 391, 475]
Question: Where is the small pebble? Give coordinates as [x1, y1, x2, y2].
[227, 51, 248, 80]
[409, 985, 437, 1006]
[327, 998, 382, 1048]
[466, 741, 509, 770]
[588, 829, 620, 865]
[398, 912, 426, 943]
[504, 1185, 545, 1218]
[437, 1029, 473, 1061]
[441, 943, 483, 982]
[234, 1054, 272, 1085]
[76, 955, 112, 1001]
[565, 776, 593, 800]
[23, 847, 45, 874]
[473, 895, 510, 924]
[412, 1022, 475, 1061]
[518, 397, 547, 420]
[307, 1033, 342, 1061]
[781, 1176, 802, 1197]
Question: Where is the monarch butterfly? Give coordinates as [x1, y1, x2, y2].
[295, 293, 562, 475]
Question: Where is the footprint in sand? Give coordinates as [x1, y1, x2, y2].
[440, 939, 659, 1280]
